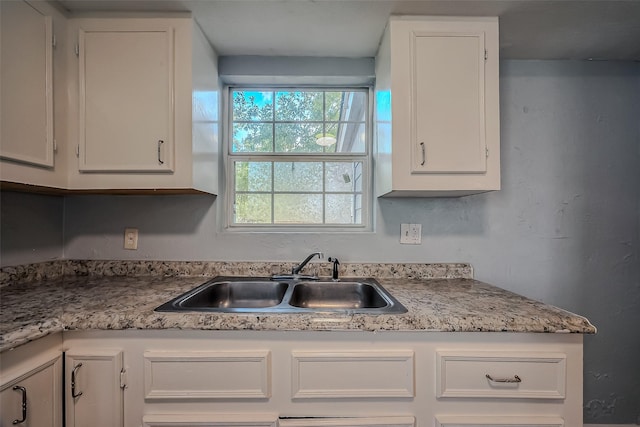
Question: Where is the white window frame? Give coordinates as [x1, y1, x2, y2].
[223, 86, 373, 232]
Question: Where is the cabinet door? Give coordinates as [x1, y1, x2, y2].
[0, 355, 62, 427]
[0, 0, 54, 167]
[65, 349, 124, 427]
[410, 30, 486, 174]
[78, 24, 174, 172]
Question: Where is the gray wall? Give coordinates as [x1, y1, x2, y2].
[0, 191, 64, 266]
[2, 60, 639, 423]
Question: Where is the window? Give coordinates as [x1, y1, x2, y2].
[226, 88, 371, 230]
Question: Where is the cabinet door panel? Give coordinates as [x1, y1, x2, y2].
[411, 32, 486, 174]
[65, 349, 124, 427]
[79, 27, 174, 172]
[0, 0, 54, 167]
[0, 356, 62, 427]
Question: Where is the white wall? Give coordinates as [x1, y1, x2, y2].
[1, 60, 638, 423]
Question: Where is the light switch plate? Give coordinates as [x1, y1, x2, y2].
[124, 228, 138, 250]
[400, 223, 422, 245]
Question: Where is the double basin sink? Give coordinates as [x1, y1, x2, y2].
[155, 276, 407, 314]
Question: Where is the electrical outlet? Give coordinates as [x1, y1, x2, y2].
[400, 223, 422, 245]
[124, 228, 138, 250]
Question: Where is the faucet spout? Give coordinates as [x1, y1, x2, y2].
[292, 252, 323, 275]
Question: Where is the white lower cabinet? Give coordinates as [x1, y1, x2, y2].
[64, 348, 124, 427]
[60, 330, 583, 427]
[0, 334, 63, 427]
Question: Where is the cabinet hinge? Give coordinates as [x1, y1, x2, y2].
[75, 44, 79, 56]
[75, 145, 80, 157]
[120, 368, 127, 390]
[484, 49, 488, 61]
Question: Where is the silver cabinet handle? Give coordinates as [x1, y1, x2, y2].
[420, 142, 426, 166]
[12, 385, 27, 424]
[71, 363, 83, 398]
[158, 140, 164, 164]
[486, 374, 522, 383]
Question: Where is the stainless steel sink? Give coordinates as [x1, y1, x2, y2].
[289, 282, 389, 309]
[155, 277, 407, 314]
[170, 280, 288, 309]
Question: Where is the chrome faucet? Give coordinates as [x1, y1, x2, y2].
[292, 252, 323, 276]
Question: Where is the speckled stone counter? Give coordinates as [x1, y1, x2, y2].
[0, 261, 596, 351]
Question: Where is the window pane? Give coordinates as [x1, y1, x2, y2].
[233, 91, 273, 121]
[354, 194, 362, 224]
[326, 91, 367, 122]
[325, 92, 343, 121]
[275, 91, 323, 121]
[235, 194, 271, 224]
[335, 122, 366, 154]
[275, 123, 323, 153]
[233, 123, 272, 152]
[325, 162, 361, 192]
[326, 194, 356, 224]
[235, 161, 272, 192]
[274, 162, 322, 192]
[274, 194, 322, 224]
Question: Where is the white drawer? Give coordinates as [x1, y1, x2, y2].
[436, 351, 566, 399]
[143, 350, 271, 399]
[292, 350, 415, 399]
[435, 415, 564, 426]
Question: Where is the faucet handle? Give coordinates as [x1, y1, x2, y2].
[328, 257, 340, 281]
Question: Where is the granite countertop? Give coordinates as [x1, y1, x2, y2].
[0, 266, 596, 351]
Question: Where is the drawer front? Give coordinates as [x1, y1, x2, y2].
[292, 350, 414, 399]
[143, 413, 279, 427]
[279, 416, 415, 427]
[435, 415, 564, 426]
[436, 351, 566, 399]
[143, 350, 271, 399]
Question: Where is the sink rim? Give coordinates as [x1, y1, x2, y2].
[155, 276, 408, 314]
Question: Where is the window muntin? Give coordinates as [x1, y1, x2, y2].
[228, 88, 370, 228]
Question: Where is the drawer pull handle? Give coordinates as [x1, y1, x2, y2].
[72, 363, 83, 398]
[158, 140, 165, 165]
[12, 386, 27, 424]
[486, 374, 522, 383]
[420, 142, 426, 166]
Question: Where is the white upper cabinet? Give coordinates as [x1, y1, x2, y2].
[78, 23, 174, 172]
[0, 0, 54, 168]
[0, 0, 70, 191]
[67, 16, 219, 193]
[375, 17, 500, 197]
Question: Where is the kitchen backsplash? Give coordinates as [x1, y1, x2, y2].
[0, 260, 472, 287]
